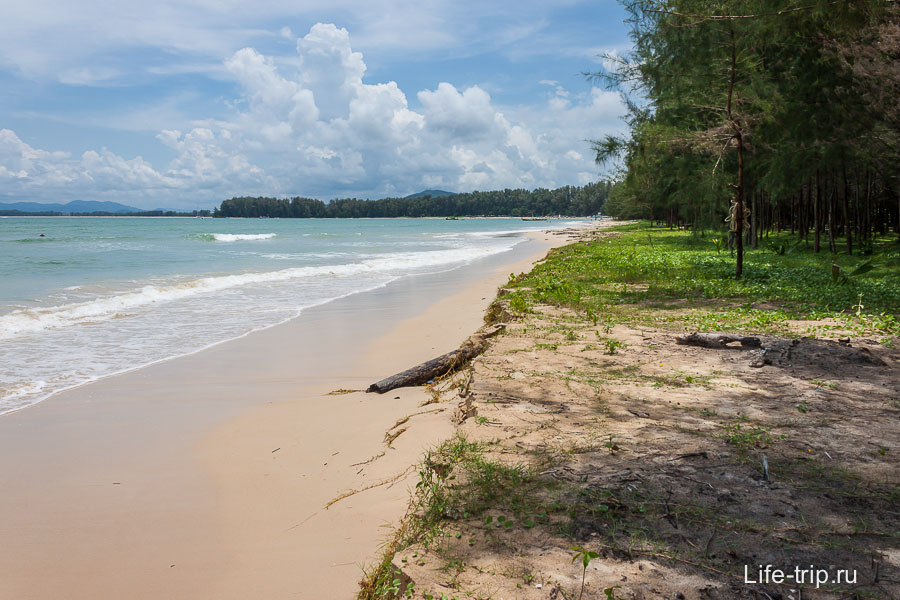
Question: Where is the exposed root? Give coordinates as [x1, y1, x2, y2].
[388, 416, 410, 431]
[384, 427, 408, 447]
[350, 451, 386, 467]
[325, 465, 415, 509]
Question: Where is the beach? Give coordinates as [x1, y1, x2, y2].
[0, 226, 582, 600]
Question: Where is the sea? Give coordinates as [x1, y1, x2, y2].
[0, 216, 583, 415]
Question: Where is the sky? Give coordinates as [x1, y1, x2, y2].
[0, 1, 632, 209]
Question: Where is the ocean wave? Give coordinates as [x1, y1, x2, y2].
[0, 244, 514, 340]
[0, 380, 47, 405]
[10, 237, 50, 243]
[198, 233, 278, 242]
[262, 252, 350, 260]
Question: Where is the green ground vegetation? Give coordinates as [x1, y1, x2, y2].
[358, 435, 555, 599]
[497, 223, 900, 338]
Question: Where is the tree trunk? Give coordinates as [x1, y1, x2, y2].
[366, 325, 504, 393]
[814, 174, 821, 253]
[843, 160, 852, 255]
[801, 181, 809, 247]
[790, 192, 795, 235]
[855, 175, 862, 245]
[828, 174, 836, 254]
[865, 170, 872, 244]
[675, 332, 761, 348]
[751, 190, 759, 249]
[727, 26, 743, 279]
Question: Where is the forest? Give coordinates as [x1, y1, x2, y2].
[213, 182, 610, 218]
[596, 0, 899, 276]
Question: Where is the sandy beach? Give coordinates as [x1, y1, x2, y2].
[0, 228, 580, 600]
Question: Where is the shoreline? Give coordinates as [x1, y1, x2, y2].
[0, 226, 585, 600]
[0, 218, 587, 418]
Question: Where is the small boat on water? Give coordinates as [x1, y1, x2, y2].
[445, 216, 459, 220]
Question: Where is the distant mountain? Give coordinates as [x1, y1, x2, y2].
[0, 200, 142, 214]
[404, 189, 454, 199]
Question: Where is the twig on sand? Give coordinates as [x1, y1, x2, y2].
[350, 450, 386, 467]
[325, 465, 416, 509]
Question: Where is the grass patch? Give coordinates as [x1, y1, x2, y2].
[359, 434, 558, 599]
[501, 223, 900, 336]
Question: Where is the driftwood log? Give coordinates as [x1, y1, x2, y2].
[675, 332, 761, 348]
[366, 324, 505, 394]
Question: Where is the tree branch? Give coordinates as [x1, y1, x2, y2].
[648, 2, 841, 25]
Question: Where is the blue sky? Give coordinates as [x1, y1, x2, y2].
[0, 1, 631, 209]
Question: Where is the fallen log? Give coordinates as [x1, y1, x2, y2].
[366, 324, 505, 394]
[675, 332, 761, 349]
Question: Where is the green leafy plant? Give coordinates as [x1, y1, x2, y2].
[854, 293, 865, 318]
[571, 546, 600, 600]
[605, 338, 623, 354]
[722, 422, 774, 455]
[509, 294, 529, 313]
[604, 434, 619, 454]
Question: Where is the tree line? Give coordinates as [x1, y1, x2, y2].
[596, 0, 899, 275]
[213, 183, 611, 218]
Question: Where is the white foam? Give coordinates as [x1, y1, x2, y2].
[262, 252, 349, 260]
[210, 233, 277, 242]
[0, 380, 47, 403]
[0, 243, 514, 341]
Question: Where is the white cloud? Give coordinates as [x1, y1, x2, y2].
[0, 128, 184, 199]
[0, 1, 620, 83]
[0, 23, 626, 207]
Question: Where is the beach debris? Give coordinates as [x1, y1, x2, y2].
[454, 392, 478, 424]
[366, 324, 505, 394]
[675, 332, 761, 349]
[350, 450, 386, 467]
[389, 415, 411, 430]
[384, 427, 408, 447]
[327, 388, 362, 395]
[750, 337, 886, 369]
[325, 465, 416, 509]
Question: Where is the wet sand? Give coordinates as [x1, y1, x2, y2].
[0, 229, 575, 600]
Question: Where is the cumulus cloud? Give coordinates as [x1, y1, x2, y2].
[0, 128, 181, 199]
[0, 23, 626, 206]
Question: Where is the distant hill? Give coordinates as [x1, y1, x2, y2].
[0, 200, 142, 214]
[404, 189, 454, 200]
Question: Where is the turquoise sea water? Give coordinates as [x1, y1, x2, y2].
[0, 216, 582, 415]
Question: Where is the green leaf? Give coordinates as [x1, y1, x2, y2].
[848, 258, 877, 277]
